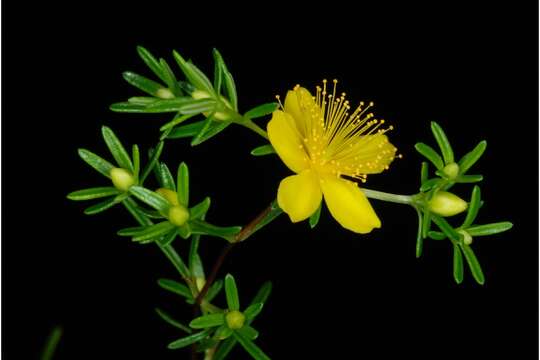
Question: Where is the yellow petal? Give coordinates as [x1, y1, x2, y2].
[320, 176, 381, 233]
[267, 110, 309, 173]
[277, 169, 322, 222]
[284, 87, 317, 135]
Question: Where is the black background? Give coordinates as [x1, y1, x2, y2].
[3, 1, 538, 359]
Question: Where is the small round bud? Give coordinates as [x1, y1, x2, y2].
[225, 310, 245, 330]
[195, 277, 206, 292]
[458, 229, 473, 245]
[156, 188, 179, 206]
[156, 88, 175, 99]
[110, 168, 136, 192]
[168, 205, 190, 226]
[428, 191, 468, 217]
[442, 162, 460, 179]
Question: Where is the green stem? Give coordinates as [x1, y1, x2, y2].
[362, 188, 413, 205]
[241, 119, 268, 140]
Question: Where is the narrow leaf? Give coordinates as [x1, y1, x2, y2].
[205, 279, 223, 303]
[244, 303, 263, 321]
[458, 140, 487, 174]
[158, 163, 176, 191]
[225, 274, 240, 311]
[167, 121, 206, 139]
[250, 144, 275, 156]
[133, 221, 175, 242]
[456, 174, 483, 183]
[136, 46, 168, 84]
[155, 308, 192, 333]
[222, 69, 237, 111]
[415, 208, 423, 258]
[159, 58, 182, 96]
[250, 281, 272, 309]
[245, 103, 278, 119]
[78, 149, 115, 178]
[141, 141, 164, 184]
[232, 330, 270, 360]
[238, 325, 259, 340]
[190, 197, 211, 220]
[432, 216, 460, 242]
[460, 244, 485, 285]
[190, 313, 225, 329]
[158, 279, 193, 299]
[67, 187, 120, 201]
[462, 185, 481, 228]
[428, 231, 446, 240]
[109, 102, 148, 113]
[420, 178, 442, 192]
[158, 243, 190, 279]
[309, 204, 322, 229]
[160, 114, 194, 131]
[143, 97, 199, 113]
[431, 121, 454, 164]
[172, 50, 215, 95]
[117, 226, 147, 236]
[213, 48, 223, 94]
[129, 186, 170, 213]
[177, 162, 189, 206]
[157, 228, 178, 246]
[190, 220, 241, 241]
[132, 144, 140, 179]
[168, 329, 211, 350]
[422, 210, 432, 239]
[420, 161, 429, 184]
[191, 119, 230, 146]
[83, 197, 117, 215]
[467, 222, 513, 236]
[122, 197, 153, 226]
[453, 244, 464, 284]
[415, 143, 444, 170]
[101, 126, 133, 172]
[40, 326, 62, 360]
[122, 71, 163, 96]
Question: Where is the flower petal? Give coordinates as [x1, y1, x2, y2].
[277, 169, 322, 222]
[267, 110, 309, 173]
[320, 176, 381, 233]
[284, 87, 317, 135]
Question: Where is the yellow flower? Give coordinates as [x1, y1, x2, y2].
[267, 81, 397, 233]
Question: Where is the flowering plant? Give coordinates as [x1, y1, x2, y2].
[65, 47, 512, 360]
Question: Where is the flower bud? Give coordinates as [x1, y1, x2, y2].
[428, 191, 468, 217]
[156, 188, 179, 206]
[192, 90, 232, 121]
[110, 168, 136, 192]
[156, 88, 175, 99]
[168, 205, 190, 226]
[442, 162, 460, 179]
[225, 310, 245, 330]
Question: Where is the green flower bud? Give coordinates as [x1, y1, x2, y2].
[156, 88, 175, 99]
[110, 168, 136, 192]
[442, 162, 460, 179]
[458, 229, 473, 245]
[156, 188, 179, 206]
[428, 191, 468, 217]
[225, 310, 245, 330]
[192, 90, 232, 121]
[168, 205, 190, 226]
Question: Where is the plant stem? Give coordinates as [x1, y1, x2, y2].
[241, 119, 268, 140]
[362, 188, 414, 205]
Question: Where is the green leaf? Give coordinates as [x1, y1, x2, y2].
[117, 226, 147, 236]
[213, 49, 223, 94]
[190, 197, 211, 220]
[309, 204, 322, 229]
[238, 325, 259, 340]
[159, 58, 182, 96]
[180, 98, 217, 115]
[462, 185, 481, 228]
[83, 197, 118, 215]
[158, 163, 176, 191]
[467, 222, 513, 236]
[214, 325, 233, 340]
[158, 243, 190, 279]
[168, 329, 211, 350]
[128, 96, 160, 105]
[225, 274, 240, 311]
[141, 141, 164, 184]
[458, 140, 487, 174]
[245, 103, 278, 119]
[160, 114, 194, 131]
[158, 278, 193, 299]
[132, 221, 175, 242]
[232, 330, 270, 360]
[222, 69, 237, 111]
[191, 119, 231, 146]
[205, 279, 223, 303]
[250, 282, 272, 309]
[40, 326, 62, 360]
[101, 126, 133, 172]
[122, 71, 163, 97]
[177, 223, 192, 239]
[456, 174, 483, 183]
[250, 144, 275, 156]
[190, 220, 241, 241]
[414, 143, 444, 170]
[167, 121, 206, 139]
[422, 210, 432, 239]
[431, 216, 460, 242]
[136, 46, 168, 84]
[431, 121, 454, 164]
[109, 102, 148, 113]
[129, 186, 170, 213]
[420, 178, 442, 192]
[131, 146, 140, 181]
[155, 308, 192, 334]
[122, 197, 153, 227]
[190, 313, 225, 329]
[415, 209, 423, 258]
[460, 244, 485, 285]
[177, 162, 189, 206]
[243, 303, 263, 321]
[67, 187, 120, 201]
[143, 97, 211, 113]
[453, 244, 464, 284]
[158, 228, 178, 246]
[420, 162, 428, 183]
[428, 231, 446, 240]
[172, 50, 215, 96]
[78, 149, 115, 178]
